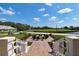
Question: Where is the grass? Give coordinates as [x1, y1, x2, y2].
[0, 32, 8, 37]
[0, 32, 8, 34]
[27, 29, 77, 33]
[14, 34, 30, 40]
[0, 28, 77, 40]
[13, 31, 31, 40]
[0, 31, 31, 40]
[50, 35, 65, 41]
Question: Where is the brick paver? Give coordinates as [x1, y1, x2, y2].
[26, 36, 54, 42]
[19, 36, 54, 56]
[25, 40, 52, 56]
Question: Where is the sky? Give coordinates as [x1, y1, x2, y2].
[0, 3, 79, 28]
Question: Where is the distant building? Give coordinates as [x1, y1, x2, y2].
[0, 25, 17, 32]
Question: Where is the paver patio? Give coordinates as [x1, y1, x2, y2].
[26, 36, 54, 42]
[25, 40, 52, 56]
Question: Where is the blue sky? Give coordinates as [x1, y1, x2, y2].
[0, 3, 79, 28]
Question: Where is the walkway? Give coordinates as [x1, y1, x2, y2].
[26, 36, 54, 42]
[25, 40, 52, 56]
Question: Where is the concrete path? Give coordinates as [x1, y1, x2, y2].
[46, 36, 54, 42]
[26, 36, 33, 42]
[26, 36, 54, 42]
[25, 40, 52, 56]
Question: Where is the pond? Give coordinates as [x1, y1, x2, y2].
[65, 32, 79, 35]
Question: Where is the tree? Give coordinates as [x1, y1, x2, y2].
[63, 26, 69, 29]
[0, 21, 31, 31]
[69, 26, 74, 30]
[42, 26, 49, 29]
[74, 27, 79, 30]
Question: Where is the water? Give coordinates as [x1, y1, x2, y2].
[65, 32, 79, 35]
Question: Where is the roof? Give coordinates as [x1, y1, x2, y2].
[0, 25, 16, 30]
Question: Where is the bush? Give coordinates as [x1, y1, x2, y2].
[14, 33, 31, 41]
[48, 42, 53, 48]
[32, 35, 36, 40]
[50, 35, 65, 41]
[27, 42, 32, 46]
[44, 35, 49, 39]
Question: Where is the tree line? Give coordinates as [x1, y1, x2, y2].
[0, 21, 79, 31]
[63, 26, 79, 30]
[32, 26, 79, 30]
[0, 21, 31, 31]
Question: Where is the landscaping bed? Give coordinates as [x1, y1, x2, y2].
[50, 35, 65, 41]
[0, 31, 31, 40]
[48, 42, 53, 48]
[14, 33, 31, 40]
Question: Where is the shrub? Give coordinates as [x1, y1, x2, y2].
[48, 42, 53, 48]
[14, 33, 31, 41]
[27, 42, 32, 46]
[50, 35, 65, 41]
[44, 35, 49, 39]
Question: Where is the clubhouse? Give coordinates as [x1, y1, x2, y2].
[0, 25, 17, 32]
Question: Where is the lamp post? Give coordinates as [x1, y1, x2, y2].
[53, 21, 58, 32]
[8, 30, 13, 36]
[56, 22, 58, 31]
[29, 27, 31, 31]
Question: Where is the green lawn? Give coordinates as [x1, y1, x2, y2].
[0, 29, 77, 40]
[0, 31, 31, 40]
[14, 33, 30, 40]
[27, 29, 77, 33]
[51, 35, 65, 41]
[0, 32, 8, 37]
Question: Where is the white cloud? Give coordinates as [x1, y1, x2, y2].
[0, 7, 4, 11]
[0, 18, 7, 21]
[43, 14, 49, 16]
[49, 16, 58, 22]
[38, 8, 45, 11]
[72, 18, 78, 20]
[8, 7, 14, 11]
[0, 18, 7, 22]
[0, 6, 15, 15]
[33, 17, 40, 22]
[57, 8, 73, 14]
[57, 20, 64, 24]
[6, 10, 15, 15]
[45, 3, 53, 6]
